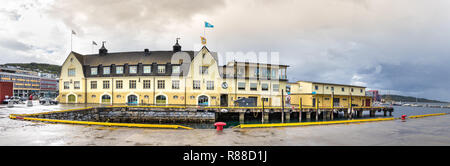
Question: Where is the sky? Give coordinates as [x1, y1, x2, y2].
[1, 0, 449, 102]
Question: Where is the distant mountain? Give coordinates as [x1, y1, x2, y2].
[382, 94, 447, 103]
[1, 63, 61, 75]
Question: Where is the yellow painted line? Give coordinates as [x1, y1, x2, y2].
[408, 113, 448, 119]
[9, 115, 192, 130]
[237, 118, 395, 128]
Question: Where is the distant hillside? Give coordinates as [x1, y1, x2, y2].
[382, 94, 447, 103]
[2, 63, 61, 75]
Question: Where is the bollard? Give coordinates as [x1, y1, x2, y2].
[401, 115, 407, 120]
[214, 122, 226, 131]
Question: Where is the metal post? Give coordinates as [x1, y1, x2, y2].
[281, 89, 285, 123]
[299, 98, 302, 122]
[261, 98, 265, 123]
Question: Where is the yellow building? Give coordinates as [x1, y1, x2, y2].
[58, 41, 289, 106]
[288, 81, 372, 108]
[58, 40, 370, 108]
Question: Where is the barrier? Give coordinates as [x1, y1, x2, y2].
[8, 107, 193, 130]
[235, 118, 395, 128]
[408, 113, 448, 119]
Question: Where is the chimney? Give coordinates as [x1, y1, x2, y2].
[173, 38, 181, 52]
[99, 41, 108, 56]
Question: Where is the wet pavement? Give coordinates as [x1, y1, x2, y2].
[1, 101, 450, 146]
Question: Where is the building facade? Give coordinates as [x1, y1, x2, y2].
[0, 67, 58, 97]
[58, 41, 370, 107]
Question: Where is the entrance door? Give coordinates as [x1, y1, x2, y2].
[220, 94, 228, 107]
[127, 95, 138, 105]
[312, 98, 316, 107]
[198, 95, 209, 106]
[68, 94, 76, 103]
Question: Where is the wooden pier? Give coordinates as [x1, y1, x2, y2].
[103, 105, 394, 123]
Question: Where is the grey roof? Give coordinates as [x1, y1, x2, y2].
[72, 51, 196, 66]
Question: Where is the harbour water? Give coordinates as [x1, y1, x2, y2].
[1, 101, 449, 145]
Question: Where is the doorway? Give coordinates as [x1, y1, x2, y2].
[127, 95, 138, 105]
[220, 94, 228, 107]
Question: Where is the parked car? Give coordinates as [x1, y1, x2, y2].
[39, 97, 59, 105]
[3, 96, 22, 104]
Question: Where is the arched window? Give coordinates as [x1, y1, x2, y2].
[156, 95, 166, 105]
[101, 95, 111, 103]
[127, 95, 138, 105]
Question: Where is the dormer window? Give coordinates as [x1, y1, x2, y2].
[143, 66, 151, 74]
[116, 66, 123, 74]
[172, 66, 180, 74]
[158, 66, 166, 73]
[91, 67, 97, 75]
[103, 67, 110, 75]
[129, 66, 137, 74]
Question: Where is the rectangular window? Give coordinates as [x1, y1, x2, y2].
[116, 80, 123, 89]
[172, 80, 180, 89]
[261, 83, 268, 91]
[116, 66, 123, 74]
[360, 89, 363, 93]
[331, 87, 334, 91]
[90, 81, 97, 89]
[250, 83, 257, 91]
[193, 80, 201, 89]
[342, 87, 345, 92]
[172, 66, 180, 74]
[129, 66, 137, 74]
[238, 82, 246, 90]
[103, 67, 110, 75]
[351, 88, 354, 92]
[103, 81, 110, 89]
[207, 81, 214, 90]
[158, 66, 166, 73]
[315, 85, 319, 90]
[157, 80, 165, 89]
[273, 84, 279, 92]
[237, 67, 245, 77]
[129, 80, 136, 89]
[64, 81, 69, 89]
[143, 80, 151, 89]
[74, 81, 80, 89]
[200, 66, 208, 75]
[68, 68, 75, 76]
[91, 67, 97, 75]
[143, 66, 151, 74]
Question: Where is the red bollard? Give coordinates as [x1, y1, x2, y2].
[214, 122, 226, 131]
[401, 115, 407, 120]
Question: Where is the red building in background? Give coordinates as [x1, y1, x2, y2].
[0, 82, 13, 102]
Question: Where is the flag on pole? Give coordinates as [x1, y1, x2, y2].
[204, 21, 214, 28]
[72, 30, 76, 35]
[92, 41, 97, 45]
[200, 36, 207, 45]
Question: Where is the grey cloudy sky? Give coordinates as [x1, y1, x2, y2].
[1, 0, 450, 101]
